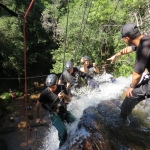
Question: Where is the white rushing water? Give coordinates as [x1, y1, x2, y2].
[42, 73, 133, 150]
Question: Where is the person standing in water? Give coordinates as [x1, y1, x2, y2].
[107, 23, 150, 126]
[80, 55, 100, 89]
[58, 61, 81, 95]
[35, 74, 76, 147]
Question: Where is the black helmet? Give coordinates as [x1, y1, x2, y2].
[65, 61, 73, 70]
[45, 74, 58, 87]
[83, 56, 90, 61]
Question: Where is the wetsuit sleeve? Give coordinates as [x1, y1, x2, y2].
[131, 46, 137, 51]
[134, 45, 150, 74]
[38, 93, 45, 103]
[88, 64, 94, 68]
[59, 74, 63, 81]
[62, 85, 68, 95]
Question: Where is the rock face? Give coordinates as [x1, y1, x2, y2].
[63, 100, 150, 150]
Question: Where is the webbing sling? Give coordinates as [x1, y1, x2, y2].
[140, 77, 150, 109]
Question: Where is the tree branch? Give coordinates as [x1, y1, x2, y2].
[0, 3, 18, 17]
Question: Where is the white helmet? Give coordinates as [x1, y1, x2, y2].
[83, 56, 90, 61]
[45, 74, 58, 87]
[65, 61, 73, 70]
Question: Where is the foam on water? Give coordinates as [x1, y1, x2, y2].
[42, 73, 132, 150]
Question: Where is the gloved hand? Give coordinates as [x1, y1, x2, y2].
[58, 91, 65, 99]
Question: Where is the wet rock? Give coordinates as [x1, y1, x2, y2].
[18, 121, 27, 128]
[66, 100, 150, 150]
[29, 140, 43, 150]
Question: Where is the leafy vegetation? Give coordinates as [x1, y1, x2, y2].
[49, 0, 148, 77]
[0, 0, 150, 79]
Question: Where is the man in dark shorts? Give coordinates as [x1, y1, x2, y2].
[58, 61, 81, 94]
[35, 74, 76, 147]
[80, 56, 100, 89]
[107, 23, 150, 126]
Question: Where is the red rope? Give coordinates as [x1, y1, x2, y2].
[23, 1, 34, 149]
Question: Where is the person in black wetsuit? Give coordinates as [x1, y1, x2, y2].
[107, 23, 150, 126]
[58, 61, 81, 95]
[80, 56, 100, 89]
[35, 74, 76, 147]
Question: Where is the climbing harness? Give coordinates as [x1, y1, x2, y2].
[139, 74, 150, 109]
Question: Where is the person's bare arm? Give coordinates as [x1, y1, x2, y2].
[58, 80, 62, 85]
[58, 92, 71, 102]
[93, 63, 100, 73]
[35, 101, 41, 123]
[66, 82, 71, 89]
[80, 64, 88, 73]
[81, 57, 84, 63]
[107, 46, 133, 63]
[126, 71, 142, 97]
[80, 57, 88, 73]
[131, 71, 142, 88]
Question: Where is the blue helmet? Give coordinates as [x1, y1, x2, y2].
[45, 74, 58, 87]
[83, 56, 90, 61]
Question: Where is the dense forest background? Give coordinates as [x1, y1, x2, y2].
[0, 0, 150, 90]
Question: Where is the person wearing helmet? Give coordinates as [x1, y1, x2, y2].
[80, 56, 100, 89]
[58, 61, 81, 95]
[80, 56, 99, 74]
[35, 74, 76, 147]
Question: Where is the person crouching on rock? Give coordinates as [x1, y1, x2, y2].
[35, 74, 76, 148]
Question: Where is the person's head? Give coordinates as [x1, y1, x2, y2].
[83, 56, 90, 66]
[45, 74, 58, 92]
[65, 61, 74, 74]
[119, 23, 141, 46]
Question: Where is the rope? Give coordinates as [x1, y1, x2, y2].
[61, 0, 70, 91]
[96, 0, 120, 65]
[107, 0, 120, 25]
[85, 0, 101, 61]
[62, 0, 70, 72]
[0, 75, 48, 80]
[0, 64, 114, 80]
[74, 0, 90, 63]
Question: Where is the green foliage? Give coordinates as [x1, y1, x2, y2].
[0, 92, 11, 111]
[0, 92, 12, 100]
[0, 16, 23, 74]
[0, 0, 57, 77]
[0, 0, 149, 78]
[49, 0, 123, 74]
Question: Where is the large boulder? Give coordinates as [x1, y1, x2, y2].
[62, 100, 150, 150]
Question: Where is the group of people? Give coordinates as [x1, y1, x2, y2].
[35, 56, 100, 148]
[35, 22, 150, 147]
[58, 55, 100, 95]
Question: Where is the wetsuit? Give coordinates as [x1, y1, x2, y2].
[80, 64, 99, 89]
[59, 67, 81, 93]
[38, 85, 76, 146]
[120, 35, 150, 119]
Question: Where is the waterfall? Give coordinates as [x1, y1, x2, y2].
[41, 73, 150, 150]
